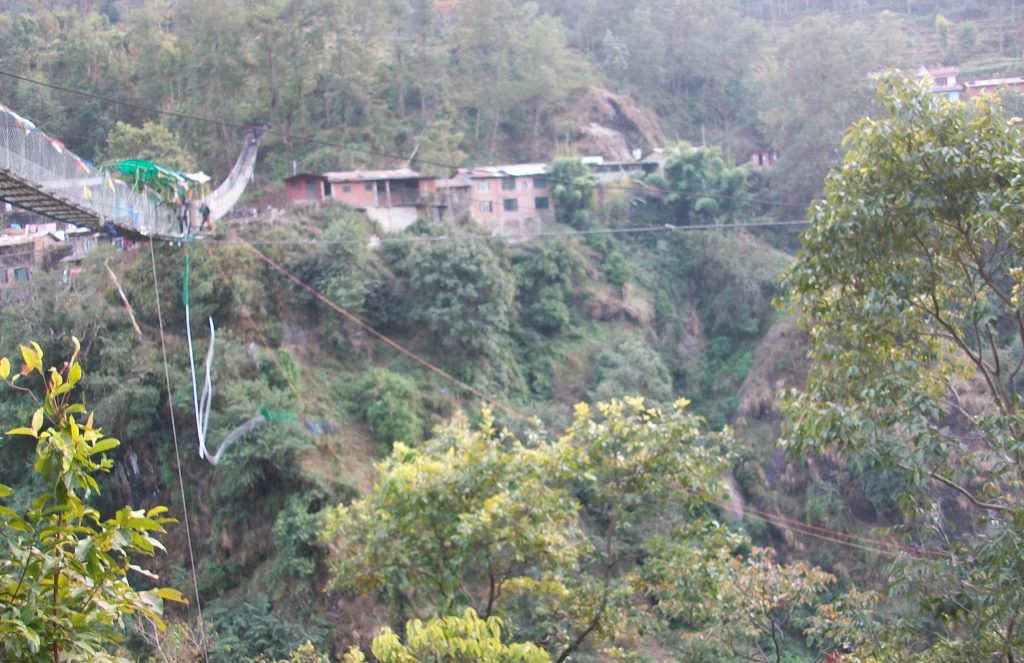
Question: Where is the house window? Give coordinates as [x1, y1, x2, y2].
[305, 179, 318, 195]
[13, 267, 30, 282]
[503, 198, 518, 212]
[502, 178, 516, 191]
[479, 201, 493, 213]
[533, 177, 548, 189]
[935, 76, 948, 85]
[342, 185, 352, 193]
[364, 183, 374, 192]
[476, 180, 491, 193]
[535, 196, 549, 210]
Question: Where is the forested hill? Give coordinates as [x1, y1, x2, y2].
[3, 1, 1024, 662]
[3, 0, 1023, 210]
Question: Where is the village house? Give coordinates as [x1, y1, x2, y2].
[284, 168, 441, 233]
[747, 149, 779, 169]
[917, 65, 963, 100]
[444, 163, 553, 236]
[964, 76, 1024, 98]
[0, 226, 72, 285]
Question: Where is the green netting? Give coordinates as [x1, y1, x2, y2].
[105, 158, 190, 202]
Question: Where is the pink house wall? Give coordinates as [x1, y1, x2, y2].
[284, 175, 326, 204]
[329, 181, 380, 208]
[469, 175, 551, 227]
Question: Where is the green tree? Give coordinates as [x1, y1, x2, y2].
[760, 13, 873, 208]
[322, 398, 813, 660]
[548, 158, 597, 230]
[644, 522, 835, 662]
[783, 76, 1024, 661]
[402, 233, 516, 361]
[102, 120, 197, 171]
[647, 141, 747, 226]
[322, 408, 583, 619]
[342, 609, 548, 663]
[0, 340, 183, 661]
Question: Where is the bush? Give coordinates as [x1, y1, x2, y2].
[525, 287, 571, 334]
[206, 595, 325, 663]
[590, 335, 673, 403]
[356, 368, 424, 451]
[602, 250, 630, 288]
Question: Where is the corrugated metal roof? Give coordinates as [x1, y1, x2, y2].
[0, 230, 57, 247]
[966, 76, 1024, 88]
[466, 163, 548, 178]
[323, 168, 422, 182]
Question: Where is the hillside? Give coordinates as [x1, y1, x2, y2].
[3, 0, 1024, 660]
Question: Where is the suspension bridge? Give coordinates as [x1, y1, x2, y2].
[0, 102, 258, 240]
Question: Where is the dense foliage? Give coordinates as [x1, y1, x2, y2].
[324, 399, 835, 660]
[785, 76, 1024, 660]
[5, 1, 1024, 660]
[0, 340, 182, 661]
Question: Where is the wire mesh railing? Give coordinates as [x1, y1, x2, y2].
[0, 103, 182, 237]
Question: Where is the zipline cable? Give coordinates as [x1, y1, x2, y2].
[148, 238, 209, 659]
[242, 239, 535, 424]
[735, 504, 933, 559]
[203, 219, 812, 249]
[738, 502, 943, 558]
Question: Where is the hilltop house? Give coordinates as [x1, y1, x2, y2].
[441, 163, 553, 236]
[285, 168, 442, 233]
[918, 65, 963, 100]
[964, 76, 1024, 97]
[0, 226, 72, 285]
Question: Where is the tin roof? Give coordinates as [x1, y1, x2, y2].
[323, 168, 422, 182]
[465, 163, 548, 178]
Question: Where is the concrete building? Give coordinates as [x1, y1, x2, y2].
[964, 76, 1024, 98]
[284, 168, 442, 233]
[454, 163, 553, 236]
[917, 65, 963, 100]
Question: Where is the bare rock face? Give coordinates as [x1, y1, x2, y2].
[560, 87, 667, 160]
[734, 316, 810, 428]
[675, 309, 707, 359]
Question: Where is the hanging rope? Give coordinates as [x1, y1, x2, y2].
[206, 415, 265, 465]
[104, 259, 143, 338]
[182, 243, 219, 464]
[148, 239, 209, 659]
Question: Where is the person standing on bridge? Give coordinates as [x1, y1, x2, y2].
[199, 202, 212, 233]
[177, 198, 190, 236]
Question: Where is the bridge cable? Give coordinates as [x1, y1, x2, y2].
[242, 239, 535, 424]
[148, 238, 210, 658]
[178, 239, 944, 562]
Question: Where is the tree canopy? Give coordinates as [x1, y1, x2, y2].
[784, 75, 1024, 661]
[0, 340, 182, 661]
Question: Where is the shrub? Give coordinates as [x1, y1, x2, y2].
[357, 368, 424, 451]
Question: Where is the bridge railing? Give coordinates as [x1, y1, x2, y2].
[0, 104, 182, 237]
